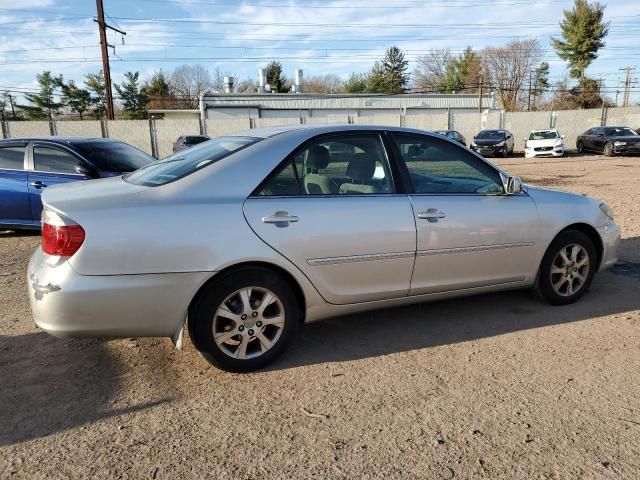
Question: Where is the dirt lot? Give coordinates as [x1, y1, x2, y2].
[1, 153, 639, 479]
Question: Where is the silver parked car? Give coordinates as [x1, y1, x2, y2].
[28, 125, 620, 371]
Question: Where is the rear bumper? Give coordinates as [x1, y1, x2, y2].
[598, 223, 620, 271]
[28, 249, 211, 338]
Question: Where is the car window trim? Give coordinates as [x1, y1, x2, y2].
[250, 130, 406, 198]
[30, 142, 89, 176]
[387, 131, 508, 196]
[0, 143, 28, 171]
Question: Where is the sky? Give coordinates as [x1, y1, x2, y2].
[0, 0, 639, 105]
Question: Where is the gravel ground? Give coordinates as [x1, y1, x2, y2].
[1, 153, 639, 479]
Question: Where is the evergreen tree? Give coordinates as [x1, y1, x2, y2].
[18, 71, 64, 120]
[366, 62, 392, 94]
[343, 73, 368, 93]
[141, 70, 175, 109]
[551, 0, 609, 80]
[381, 46, 409, 94]
[58, 80, 92, 120]
[265, 61, 288, 93]
[114, 72, 149, 119]
[85, 71, 107, 119]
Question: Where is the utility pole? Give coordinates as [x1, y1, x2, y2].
[527, 69, 534, 112]
[478, 76, 483, 113]
[95, 0, 126, 120]
[619, 67, 635, 108]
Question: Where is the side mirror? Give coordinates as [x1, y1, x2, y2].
[505, 176, 523, 195]
[75, 163, 96, 178]
[561, 135, 565, 140]
[507, 134, 512, 139]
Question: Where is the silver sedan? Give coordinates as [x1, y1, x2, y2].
[28, 125, 620, 371]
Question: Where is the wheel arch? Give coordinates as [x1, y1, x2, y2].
[551, 222, 603, 269]
[187, 261, 307, 326]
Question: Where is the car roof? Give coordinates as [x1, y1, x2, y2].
[530, 129, 558, 133]
[226, 123, 448, 140]
[0, 136, 114, 145]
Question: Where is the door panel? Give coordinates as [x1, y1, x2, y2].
[409, 195, 538, 294]
[28, 145, 87, 220]
[0, 145, 34, 227]
[244, 196, 416, 304]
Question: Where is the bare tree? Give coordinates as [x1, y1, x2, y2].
[303, 74, 344, 93]
[481, 39, 542, 111]
[413, 49, 456, 92]
[169, 64, 213, 109]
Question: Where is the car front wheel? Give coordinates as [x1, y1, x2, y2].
[189, 267, 299, 372]
[576, 141, 584, 154]
[536, 230, 597, 306]
[603, 142, 614, 157]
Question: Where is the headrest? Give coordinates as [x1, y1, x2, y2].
[307, 145, 331, 170]
[407, 145, 419, 157]
[347, 152, 377, 182]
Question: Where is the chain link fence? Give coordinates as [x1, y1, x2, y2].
[3, 107, 639, 158]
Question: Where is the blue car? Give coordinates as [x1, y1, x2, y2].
[0, 137, 154, 230]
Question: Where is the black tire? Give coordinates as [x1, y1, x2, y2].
[189, 267, 300, 372]
[536, 230, 597, 306]
[576, 141, 584, 154]
[502, 147, 509, 158]
[603, 142, 614, 157]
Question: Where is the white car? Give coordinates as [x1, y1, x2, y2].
[525, 129, 565, 158]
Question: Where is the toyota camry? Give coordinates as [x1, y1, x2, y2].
[28, 125, 620, 371]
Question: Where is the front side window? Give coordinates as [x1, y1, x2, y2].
[126, 136, 260, 187]
[0, 146, 25, 170]
[391, 133, 503, 195]
[33, 146, 82, 174]
[256, 134, 395, 196]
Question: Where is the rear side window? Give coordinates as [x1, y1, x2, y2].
[125, 136, 260, 187]
[73, 141, 152, 172]
[185, 136, 209, 146]
[33, 146, 82, 174]
[0, 146, 25, 170]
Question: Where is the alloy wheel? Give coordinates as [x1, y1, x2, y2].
[550, 243, 590, 297]
[212, 287, 285, 359]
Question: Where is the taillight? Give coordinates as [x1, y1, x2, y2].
[42, 223, 85, 256]
[41, 209, 85, 260]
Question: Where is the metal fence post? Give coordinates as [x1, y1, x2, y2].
[199, 117, 207, 136]
[149, 118, 159, 159]
[1, 121, 7, 139]
[100, 120, 109, 138]
[447, 108, 452, 130]
[49, 120, 57, 136]
[601, 106, 608, 126]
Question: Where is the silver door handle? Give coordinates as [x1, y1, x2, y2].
[262, 211, 299, 224]
[417, 210, 446, 220]
[30, 181, 47, 189]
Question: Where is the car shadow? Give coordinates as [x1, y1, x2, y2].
[271, 237, 640, 372]
[0, 229, 40, 237]
[0, 332, 175, 446]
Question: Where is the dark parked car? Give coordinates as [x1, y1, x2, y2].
[576, 126, 640, 156]
[0, 137, 153, 230]
[434, 130, 466, 146]
[173, 135, 210, 153]
[470, 129, 514, 157]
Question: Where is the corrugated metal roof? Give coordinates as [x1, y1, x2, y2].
[203, 93, 496, 110]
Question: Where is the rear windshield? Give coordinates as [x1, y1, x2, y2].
[476, 130, 505, 140]
[529, 131, 559, 140]
[125, 136, 260, 187]
[73, 141, 153, 172]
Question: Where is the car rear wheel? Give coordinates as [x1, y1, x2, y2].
[603, 142, 614, 157]
[536, 230, 597, 306]
[189, 267, 299, 372]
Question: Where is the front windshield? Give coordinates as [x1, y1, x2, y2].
[604, 127, 637, 137]
[529, 131, 559, 140]
[125, 136, 260, 187]
[73, 141, 152, 172]
[476, 130, 505, 140]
